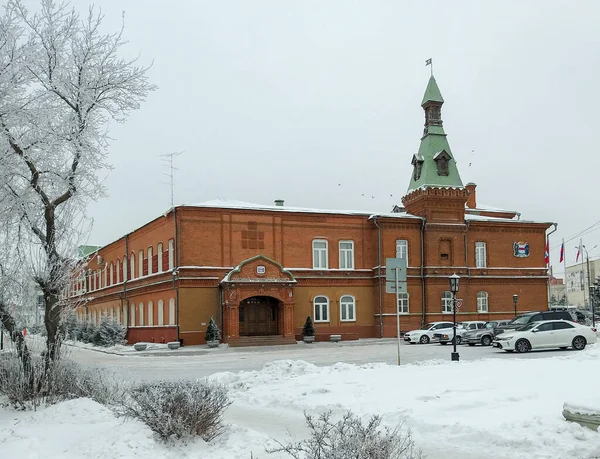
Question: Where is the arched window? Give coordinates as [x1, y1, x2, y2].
[123, 305, 128, 327]
[147, 247, 153, 275]
[123, 255, 128, 282]
[168, 298, 175, 325]
[130, 253, 135, 280]
[168, 239, 175, 270]
[130, 304, 135, 327]
[158, 300, 164, 326]
[109, 263, 114, 285]
[398, 292, 409, 314]
[148, 301, 153, 326]
[477, 291, 489, 313]
[157, 243, 163, 273]
[313, 296, 329, 322]
[138, 250, 144, 277]
[138, 303, 144, 326]
[115, 306, 120, 324]
[340, 295, 355, 322]
[116, 260, 121, 284]
[442, 291, 453, 313]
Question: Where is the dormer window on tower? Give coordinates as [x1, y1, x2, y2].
[424, 103, 442, 127]
[433, 150, 451, 176]
[411, 154, 424, 181]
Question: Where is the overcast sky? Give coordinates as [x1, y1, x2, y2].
[29, 0, 600, 275]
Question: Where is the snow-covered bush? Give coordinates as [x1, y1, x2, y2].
[95, 316, 126, 347]
[268, 410, 424, 459]
[0, 347, 125, 409]
[206, 317, 221, 342]
[80, 322, 97, 343]
[28, 324, 47, 336]
[122, 380, 231, 442]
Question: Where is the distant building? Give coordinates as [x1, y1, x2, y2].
[566, 258, 599, 307]
[549, 276, 567, 305]
[71, 76, 553, 346]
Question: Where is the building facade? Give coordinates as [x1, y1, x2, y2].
[566, 258, 599, 307]
[73, 77, 552, 345]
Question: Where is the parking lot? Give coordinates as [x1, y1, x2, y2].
[64, 337, 579, 382]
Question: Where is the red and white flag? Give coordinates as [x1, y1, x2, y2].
[576, 240, 582, 262]
[559, 241, 565, 263]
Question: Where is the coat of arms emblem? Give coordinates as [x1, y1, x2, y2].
[513, 242, 530, 258]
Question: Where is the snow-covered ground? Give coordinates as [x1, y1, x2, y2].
[1, 344, 599, 459]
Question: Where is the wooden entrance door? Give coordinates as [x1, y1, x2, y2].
[239, 296, 279, 336]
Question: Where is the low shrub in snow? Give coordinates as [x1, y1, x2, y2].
[205, 317, 221, 342]
[122, 379, 231, 442]
[0, 348, 126, 409]
[268, 410, 424, 459]
[72, 317, 126, 347]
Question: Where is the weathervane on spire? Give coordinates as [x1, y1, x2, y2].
[425, 58, 433, 76]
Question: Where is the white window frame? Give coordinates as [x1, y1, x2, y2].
[442, 291, 453, 313]
[138, 303, 144, 327]
[396, 239, 408, 261]
[116, 260, 121, 284]
[148, 247, 153, 275]
[477, 291, 489, 313]
[340, 295, 355, 322]
[158, 300, 164, 326]
[397, 292, 409, 314]
[168, 298, 175, 325]
[313, 296, 330, 322]
[123, 255, 128, 282]
[148, 301, 153, 326]
[103, 265, 107, 288]
[168, 239, 175, 270]
[138, 250, 144, 277]
[312, 239, 328, 269]
[130, 253, 135, 279]
[130, 304, 135, 327]
[157, 242, 163, 273]
[339, 240, 354, 270]
[475, 241, 487, 268]
[123, 305, 128, 327]
[110, 263, 114, 285]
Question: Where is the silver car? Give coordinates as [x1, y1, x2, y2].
[463, 320, 511, 346]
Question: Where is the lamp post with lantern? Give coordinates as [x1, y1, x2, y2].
[513, 294, 519, 317]
[449, 273, 460, 362]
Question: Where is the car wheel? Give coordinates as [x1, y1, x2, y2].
[419, 335, 430, 344]
[456, 336, 462, 345]
[572, 336, 587, 351]
[440, 341, 447, 345]
[468, 343, 476, 347]
[515, 339, 531, 353]
[481, 335, 492, 346]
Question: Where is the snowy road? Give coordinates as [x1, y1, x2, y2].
[64, 338, 578, 381]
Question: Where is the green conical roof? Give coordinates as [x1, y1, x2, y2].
[421, 76, 444, 106]
[407, 77, 463, 193]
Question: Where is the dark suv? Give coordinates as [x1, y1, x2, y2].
[494, 310, 574, 335]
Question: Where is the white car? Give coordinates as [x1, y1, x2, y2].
[403, 321, 455, 344]
[492, 320, 598, 353]
[434, 321, 488, 345]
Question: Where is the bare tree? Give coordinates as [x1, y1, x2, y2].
[0, 0, 155, 370]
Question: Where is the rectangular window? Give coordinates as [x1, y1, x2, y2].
[312, 240, 328, 269]
[138, 304, 144, 326]
[442, 292, 453, 313]
[475, 242, 487, 268]
[147, 247, 153, 275]
[157, 243, 163, 273]
[168, 299, 175, 325]
[397, 293, 409, 314]
[138, 250, 144, 277]
[339, 240, 354, 269]
[168, 239, 175, 270]
[130, 304, 135, 327]
[396, 239, 408, 261]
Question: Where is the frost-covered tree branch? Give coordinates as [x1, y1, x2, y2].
[0, 0, 155, 367]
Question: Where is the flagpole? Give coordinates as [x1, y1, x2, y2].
[562, 238, 567, 306]
[580, 238, 587, 306]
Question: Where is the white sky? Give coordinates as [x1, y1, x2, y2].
[25, 0, 600, 277]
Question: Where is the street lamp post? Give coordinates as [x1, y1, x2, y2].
[591, 283, 598, 328]
[449, 273, 460, 362]
[513, 294, 519, 316]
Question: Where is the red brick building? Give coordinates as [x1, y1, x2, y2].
[73, 77, 552, 346]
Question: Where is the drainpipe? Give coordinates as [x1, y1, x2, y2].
[372, 217, 383, 337]
[546, 223, 558, 309]
[174, 207, 180, 342]
[420, 218, 426, 326]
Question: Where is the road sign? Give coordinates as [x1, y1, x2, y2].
[456, 299, 463, 310]
[386, 281, 407, 294]
[385, 258, 407, 282]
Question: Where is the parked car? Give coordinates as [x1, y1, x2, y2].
[463, 320, 511, 346]
[494, 310, 575, 335]
[435, 321, 487, 345]
[403, 321, 455, 344]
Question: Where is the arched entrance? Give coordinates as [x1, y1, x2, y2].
[239, 296, 279, 336]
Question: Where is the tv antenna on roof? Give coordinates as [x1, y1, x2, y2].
[160, 151, 184, 207]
